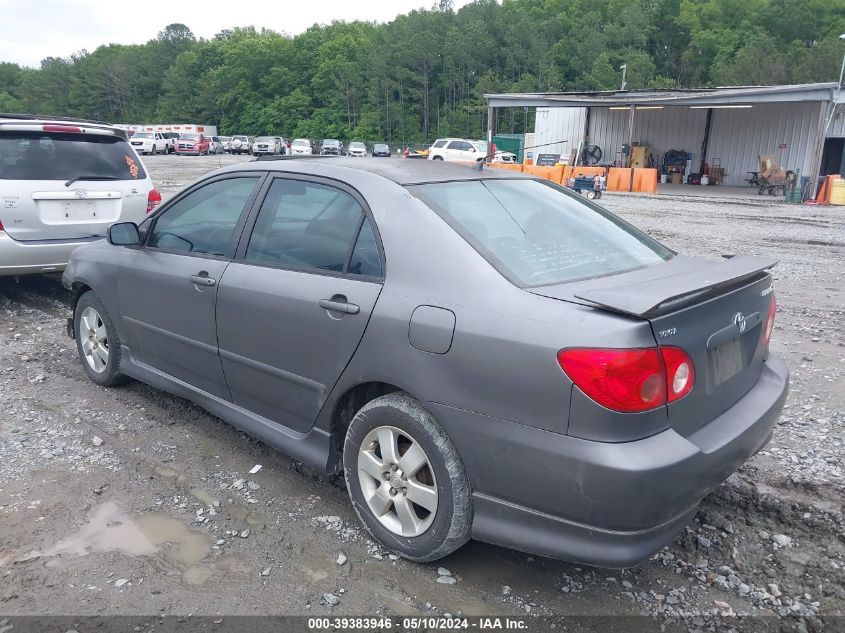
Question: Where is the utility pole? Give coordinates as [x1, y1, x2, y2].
[837, 34, 845, 99]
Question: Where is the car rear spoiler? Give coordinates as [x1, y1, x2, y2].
[573, 255, 778, 317]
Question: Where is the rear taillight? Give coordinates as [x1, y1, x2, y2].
[0, 219, 4, 232]
[42, 124, 82, 133]
[557, 348, 666, 412]
[557, 346, 695, 413]
[146, 189, 162, 214]
[763, 294, 776, 347]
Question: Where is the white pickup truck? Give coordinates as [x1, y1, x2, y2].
[129, 131, 170, 155]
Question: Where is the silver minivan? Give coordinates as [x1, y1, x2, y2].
[0, 115, 158, 276]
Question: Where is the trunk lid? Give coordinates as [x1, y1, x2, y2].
[531, 255, 776, 436]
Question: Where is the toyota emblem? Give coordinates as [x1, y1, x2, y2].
[733, 312, 747, 333]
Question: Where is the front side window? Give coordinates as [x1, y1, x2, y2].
[411, 179, 672, 287]
[147, 177, 259, 256]
[245, 179, 375, 275]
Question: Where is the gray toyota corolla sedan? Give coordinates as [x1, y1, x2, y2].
[63, 158, 788, 567]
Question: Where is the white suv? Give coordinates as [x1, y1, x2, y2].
[0, 115, 159, 276]
[428, 138, 486, 163]
[129, 131, 169, 155]
[291, 138, 313, 155]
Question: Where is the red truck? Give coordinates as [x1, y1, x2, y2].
[175, 133, 211, 156]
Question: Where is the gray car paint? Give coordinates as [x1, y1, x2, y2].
[63, 158, 788, 566]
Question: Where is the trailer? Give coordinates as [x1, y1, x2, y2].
[115, 123, 219, 137]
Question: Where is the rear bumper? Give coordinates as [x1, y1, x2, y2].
[432, 356, 789, 568]
[0, 233, 102, 276]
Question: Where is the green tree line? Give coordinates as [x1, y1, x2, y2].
[1, 0, 844, 142]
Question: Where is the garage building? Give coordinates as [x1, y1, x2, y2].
[484, 83, 845, 195]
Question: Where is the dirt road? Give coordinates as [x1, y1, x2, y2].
[1, 155, 842, 629]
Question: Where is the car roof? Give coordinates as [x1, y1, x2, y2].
[0, 113, 127, 139]
[235, 157, 529, 186]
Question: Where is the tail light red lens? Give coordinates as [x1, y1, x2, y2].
[557, 348, 666, 413]
[146, 189, 162, 214]
[762, 294, 776, 347]
[0, 220, 4, 232]
[557, 346, 695, 413]
[42, 124, 82, 133]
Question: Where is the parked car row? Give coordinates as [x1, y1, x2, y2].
[221, 137, 397, 157]
[129, 131, 512, 163]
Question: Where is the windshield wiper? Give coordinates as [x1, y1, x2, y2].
[65, 175, 120, 187]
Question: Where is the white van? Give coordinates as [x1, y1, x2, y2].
[0, 115, 159, 276]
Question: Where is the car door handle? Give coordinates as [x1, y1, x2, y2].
[319, 298, 359, 315]
[189, 273, 216, 287]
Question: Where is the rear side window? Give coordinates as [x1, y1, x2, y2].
[147, 177, 258, 256]
[0, 131, 147, 181]
[245, 179, 366, 273]
[432, 140, 447, 148]
[411, 179, 672, 287]
[348, 217, 382, 277]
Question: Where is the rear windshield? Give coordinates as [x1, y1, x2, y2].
[0, 131, 147, 181]
[411, 179, 672, 286]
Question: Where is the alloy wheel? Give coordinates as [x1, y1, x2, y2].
[357, 425, 438, 537]
[80, 306, 109, 373]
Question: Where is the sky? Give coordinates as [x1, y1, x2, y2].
[0, 0, 475, 68]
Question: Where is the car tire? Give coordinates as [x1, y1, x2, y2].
[343, 392, 472, 562]
[74, 291, 126, 388]
[432, 155, 444, 161]
[152, 146, 157, 156]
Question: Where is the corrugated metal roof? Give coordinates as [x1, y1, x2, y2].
[486, 83, 844, 108]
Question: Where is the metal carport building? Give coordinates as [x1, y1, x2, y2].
[484, 83, 845, 195]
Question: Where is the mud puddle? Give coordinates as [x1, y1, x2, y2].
[3, 502, 222, 585]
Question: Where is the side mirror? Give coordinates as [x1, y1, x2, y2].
[108, 222, 141, 246]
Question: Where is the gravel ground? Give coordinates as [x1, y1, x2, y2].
[1, 155, 843, 630]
